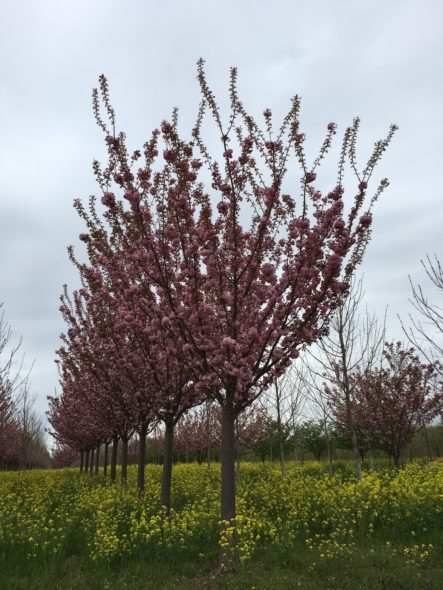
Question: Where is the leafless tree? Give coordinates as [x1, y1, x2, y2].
[299, 278, 386, 480]
[0, 304, 25, 459]
[0, 303, 49, 469]
[401, 255, 443, 375]
[17, 384, 49, 468]
[0, 303, 24, 418]
[296, 369, 336, 475]
[260, 366, 306, 476]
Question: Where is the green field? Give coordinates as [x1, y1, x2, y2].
[1, 461, 442, 589]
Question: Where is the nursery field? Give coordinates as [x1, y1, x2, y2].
[1, 461, 443, 590]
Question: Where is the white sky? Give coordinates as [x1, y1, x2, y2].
[0, 0, 442, 421]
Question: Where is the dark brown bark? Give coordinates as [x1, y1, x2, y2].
[103, 442, 109, 476]
[368, 441, 374, 470]
[206, 404, 211, 472]
[235, 419, 241, 483]
[392, 448, 402, 468]
[80, 451, 84, 473]
[326, 432, 333, 477]
[161, 421, 174, 512]
[121, 437, 129, 483]
[89, 449, 94, 474]
[138, 422, 148, 496]
[422, 425, 433, 461]
[220, 405, 236, 568]
[275, 388, 286, 477]
[94, 445, 100, 475]
[84, 449, 90, 474]
[351, 429, 362, 480]
[110, 436, 118, 483]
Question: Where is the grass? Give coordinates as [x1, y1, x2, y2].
[2, 535, 443, 590]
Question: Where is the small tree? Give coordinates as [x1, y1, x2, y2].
[175, 402, 220, 465]
[260, 370, 305, 476]
[402, 255, 443, 376]
[293, 419, 328, 461]
[349, 342, 442, 467]
[302, 278, 385, 480]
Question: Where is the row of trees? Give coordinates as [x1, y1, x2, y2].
[46, 62, 400, 562]
[52, 337, 442, 472]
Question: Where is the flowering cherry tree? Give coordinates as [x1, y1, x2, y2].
[54, 250, 202, 501]
[334, 342, 442, 467]
[175, 402, 220, 465]
[51, 286, 137, 482]
[59, 61, 396, 562]
[52, 443, 79, 469]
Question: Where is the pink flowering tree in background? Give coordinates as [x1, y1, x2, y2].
[0, 420, 22, 468]
[234, 405, 270, 479]
[66, 254, 203, 503]
[48, 388, 106, 474]
[175, 402, 220, 465]
[52, 286, 138, 481]
[52, 61, 396, 562]
[55, 242, 203, 502]
[334, 342, 442, 467]
[52, 443, 79, 469]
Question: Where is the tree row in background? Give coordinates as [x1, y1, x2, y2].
[0, 304, 50, 469]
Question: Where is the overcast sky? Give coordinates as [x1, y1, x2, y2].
[1, 0, 442, 422]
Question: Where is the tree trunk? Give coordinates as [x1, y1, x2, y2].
[207, 444, 211, 473]
[206, 403, 211, 472]
[94, 445, 100, 475]
[275, 390, 286, 477]
[422, 425, 433, 461]
[80, 451, 84, 473]
[138, 422, 148, 496]
[235, 419, 241, 483]
[103, 442, 109, 476]
[89, 448, 94, 474]
[220, 406, 236, 568]
[121, 437, 128, 483]
[368, 441, 374, 470]
[351, 429, 362, 481]
[85, 450, 90, 474]
[279, 435, 286, 477]
[110, 436, 118, 483]
[393, 452, 400, 469]
[161, 421, 174, 512]
[326, 432, 333, 478]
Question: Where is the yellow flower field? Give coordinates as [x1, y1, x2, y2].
[1, 461, 442, 567]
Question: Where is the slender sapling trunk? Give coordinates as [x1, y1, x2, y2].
[103, 442, 109, 476]
[121, 437, 128, 483]
[94, 445, 100, 475]
[110, 436, 118, 483]
[138, 422, 148, 496]
[220, 405, 236, 568]
[161, 421, 174, 512]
